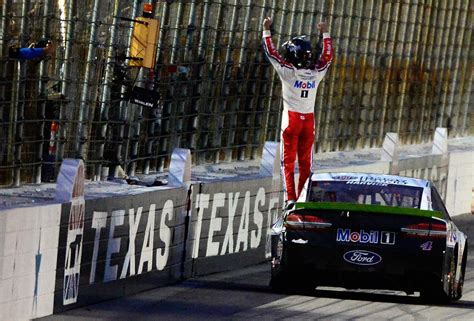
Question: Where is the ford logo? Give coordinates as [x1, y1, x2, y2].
[343, 250, 382, 266]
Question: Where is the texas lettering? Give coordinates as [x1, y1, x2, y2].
[88, 200, 175, 284]
[192, 187, 276, 258]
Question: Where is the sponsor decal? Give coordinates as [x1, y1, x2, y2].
[128, 85, 160, 108]
[332, 175, 359, 181]
[61, 198, 177, 307]
[291, 238, 308, 244]
[447, 230, 457, 248]
[337, 228, 379, 244]
[343, 250, 382, 266]
[346, 176, 409, 186]
[380, 231, 396, 245]
[63, 198, 85, 305]
[62, 161, 85, 306]
[337, 228, 396, 245]
[193, 187, 276, 258]
[420, 241, 433, 251]
[293, 80, 316, 89]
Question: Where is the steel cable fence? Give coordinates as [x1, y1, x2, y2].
[0, 0, 472, 186]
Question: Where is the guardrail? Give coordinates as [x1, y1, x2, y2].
[1, 129, 473, 320]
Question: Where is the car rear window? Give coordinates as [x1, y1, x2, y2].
[308, 180, 423, 209]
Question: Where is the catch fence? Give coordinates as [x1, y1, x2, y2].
[0, 0, 472, 185]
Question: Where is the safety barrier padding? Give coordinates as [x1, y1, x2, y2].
[53, 186, 188, 312]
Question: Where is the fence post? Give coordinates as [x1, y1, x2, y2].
[0, 0, 13, 185]
[56, 0, 76, 166]
[208, 0, 225, 163]
[76, 0, 101, 161]
[222, 0, 240, 162]
[259, 141, 280, 177]
[113, 0, 143, 177]
[432, 127, 448, 155]
[12, 0, 31, 186]
[194, 0, 210, 164]
[168, 148, 191, 187]
[445, 0, 467, 136]
[376, 2, 401, 146]
[381, 132, 399, 175]
[237, 0, 252, 161]
[96, 0, 120, 180]
[34, 0, 54, 183]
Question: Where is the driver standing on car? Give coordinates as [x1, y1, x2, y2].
[262, 17, 333, 209]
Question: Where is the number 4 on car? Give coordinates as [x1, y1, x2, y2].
[270, 172, 468, 303]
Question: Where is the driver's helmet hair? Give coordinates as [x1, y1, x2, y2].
[282, 35, 313, 69]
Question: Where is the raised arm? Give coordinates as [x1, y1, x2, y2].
[262, 17, 293, 72]
[315, 22, 333, 72]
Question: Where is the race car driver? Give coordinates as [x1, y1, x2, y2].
[262, 17, 333, 209]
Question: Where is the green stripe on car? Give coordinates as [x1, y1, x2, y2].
[294, 202, 444, 219]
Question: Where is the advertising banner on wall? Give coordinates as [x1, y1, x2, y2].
[188, 177, 282, 276]
[53, 187, 188, 312]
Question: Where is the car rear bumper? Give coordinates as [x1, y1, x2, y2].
[280, 242, 445, 291]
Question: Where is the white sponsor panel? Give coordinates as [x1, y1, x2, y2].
[63, 198, 85, 305]
[59, 160, 86, 306]
[0, 204, 61, 321]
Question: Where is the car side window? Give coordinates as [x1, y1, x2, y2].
[431, 186, 450, 219]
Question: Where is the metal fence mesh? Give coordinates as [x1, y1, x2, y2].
[0, 0, 472, 186]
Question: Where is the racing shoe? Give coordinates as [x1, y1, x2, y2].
[283, 200, 295, 211]
[270, 217, 284, 235]
[270, 200, 295, 235]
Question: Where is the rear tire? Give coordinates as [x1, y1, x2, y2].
[270, 268, 315, 294]
[420, 251, 458, 304]
[270, 238, 315, 294]
[420, 287, 450, 304]
[454, 245, 468, 300]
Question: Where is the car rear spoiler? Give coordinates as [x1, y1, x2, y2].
[294, 202, 444, 219]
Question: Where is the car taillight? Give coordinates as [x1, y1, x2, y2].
[401, 222, 447, 238]
[285, 213, 332, 230]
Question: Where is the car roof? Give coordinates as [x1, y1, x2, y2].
[311, 172, 430, 189]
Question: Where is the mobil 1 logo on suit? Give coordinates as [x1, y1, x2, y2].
[294, 80, 314, 98]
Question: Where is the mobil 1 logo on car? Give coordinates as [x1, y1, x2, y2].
[336, 228, 396, 245]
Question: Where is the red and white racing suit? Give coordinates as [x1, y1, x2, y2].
[263, 29, 333, 201]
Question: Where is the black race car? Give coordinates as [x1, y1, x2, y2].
[270, 173, 468, 302]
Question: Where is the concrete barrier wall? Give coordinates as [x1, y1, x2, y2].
[51, 173, 283, 312]
[398, 154, 449, 201]
[446, 151, 474, 216]
[1, 135, 472, 319]
[53, 186, 188, 313]
[0, 204, 61, 321]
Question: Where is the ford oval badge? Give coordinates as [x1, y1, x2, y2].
[343, 250, 382, 266]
